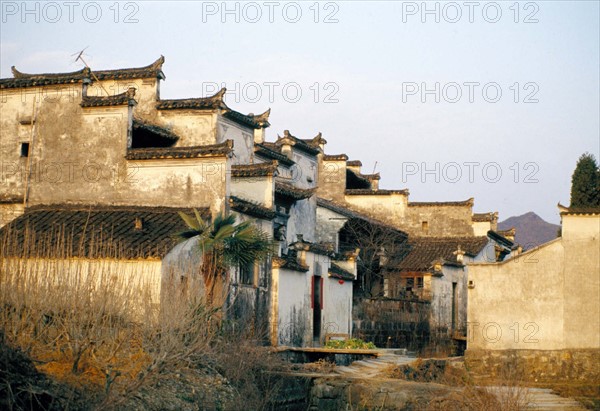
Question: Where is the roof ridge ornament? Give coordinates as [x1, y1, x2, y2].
[250, 108, 271, 128]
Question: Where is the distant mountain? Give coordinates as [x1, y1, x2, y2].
[498, 212, 560, 250]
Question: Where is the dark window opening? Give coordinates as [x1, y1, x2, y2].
[422, 221, 429, 233]
[20, 143, 30, 157]
[131, 123, 178, 148]
[416, 277, 424, 288]
[406, 277, 414, 292]
[239, 263, 254, 285]
[346, 169, 371, 189]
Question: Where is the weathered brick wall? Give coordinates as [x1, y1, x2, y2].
[465, 349, 600, 382]
[352, 298, 431, 349]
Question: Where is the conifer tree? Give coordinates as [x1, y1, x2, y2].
[570, 153, 600, 208]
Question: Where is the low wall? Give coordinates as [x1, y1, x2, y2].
[353, 298, 431, 349]
[465, 349, 600, 383]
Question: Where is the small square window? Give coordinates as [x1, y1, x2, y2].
[239, 263, 255, 285]
[416, 277, 424, 288]
[20, 143, 30, 157]
[421, 221, 429, 232]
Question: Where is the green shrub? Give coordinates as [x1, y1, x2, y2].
[324, 338, 376, 350]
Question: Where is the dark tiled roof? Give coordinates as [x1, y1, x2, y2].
[346, 160, 362, 167]
[254, 143, 295, 167]
[132, 118, 180, 143]
[274, 130, 320, 156]
[125, 141, 233, 160]
[275, 182, 315, 201]
[0, 195, 23, 204]
[81, 89, 137, 107]
[362, 173, 380, 181]
[472, 212, 498, 222]
[345, 189, 409, 196]
[323, 154, 349, 161]
[1, 56, 165, 89]
[289, 238, 336, 256]
[229, 196, 276, 220]
[157, 88, 269, 130]
[487, 230, 514, 248]
[391, 236, 489, 272]
[0, 204, 209, 259]
[156, 88, 227, 110]
[317, 198, 408, 237]
[231, 161, 278, 178]
[558, 203, 600, 215]
[497, 228, 515, 237]
[409, 198, 474, 207]
[328, 263, 355, 280]
[300, 132, 327, 148]
[273, 256, 309, 272]
[224, 108, 271, 129]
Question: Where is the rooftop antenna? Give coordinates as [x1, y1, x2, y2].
[71, 47, 110, 96]
[372, 161, 378, 174]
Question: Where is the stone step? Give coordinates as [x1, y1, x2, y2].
[484, 386, 587, 410]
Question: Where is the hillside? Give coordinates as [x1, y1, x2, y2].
[498, 212, 560, 250]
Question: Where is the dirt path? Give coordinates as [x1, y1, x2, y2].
[333, 351, 588, 410]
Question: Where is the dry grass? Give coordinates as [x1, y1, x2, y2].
[0, 227, 288, 410]
[551, 383, 600, 410]
[385, 358, 532, 410]
[303, 358, 337, 374]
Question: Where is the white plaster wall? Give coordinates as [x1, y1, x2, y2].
[562, 214, 600, 348]
[322, 275, 353, 337]
[286, 197, 317, 243]
[315, 206, 347, 251]
[217, 117, 254, 165]
[468, 239, 566, 350]
[90, 78, 158, 115]
[1, 257, 162, 322]
[291, 152, 317, 189]
[430, 266, 467, 333]
[562, 214, 600, 240]
[276, 267, 311, 346]
[344, 194, 407, 228]
[129, 158, 228, 214]
[472, 221, 492, 236]
[231, 176, 273, 207]
[157, 111, 217, 147]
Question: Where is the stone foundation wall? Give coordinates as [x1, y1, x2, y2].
[465, 349, 600, 383]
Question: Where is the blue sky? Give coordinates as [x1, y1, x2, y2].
[2, 1, 598, 223]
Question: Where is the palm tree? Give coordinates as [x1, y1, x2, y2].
[177, 210, 273, 305]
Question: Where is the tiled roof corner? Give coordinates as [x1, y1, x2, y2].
[275, 182, 316, 201]
[232, 161, 279, 178]
[2, 56, 165, 89]
[81, 88, 137, 108]
[229, 196, 276, 220]
[409, 198, 474, 207]
[156, 87, 227, 110]
[254, 143, 295, 166]
[345, 188, 409, 196]
[126, 141, 233, 160]
[323, 154, 349, 161]
[329, 263, 355, 281]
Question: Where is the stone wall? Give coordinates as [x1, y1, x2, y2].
[404, 204, 474, 237]
[464, 348, 600, 383]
